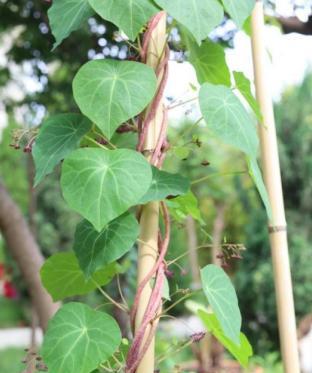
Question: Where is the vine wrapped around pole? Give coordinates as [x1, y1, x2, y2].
[126, 12, 169, 373]
[28, 1, 271, 372]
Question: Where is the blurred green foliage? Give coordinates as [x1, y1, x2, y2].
[0, 348, 25, 373]
[0, 123, 28, 210]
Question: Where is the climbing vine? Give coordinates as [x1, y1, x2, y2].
[23, 0, 271, 372]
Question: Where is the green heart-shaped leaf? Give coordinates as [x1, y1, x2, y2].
[139, 167, 190, 204]
[188, 39, 231, 86]
[200, 264, 242, 345]
[74, 213, 139, 278]
[48, 0, 94, 49]
[42, 303, 121, 373]
[221, 0, 255, 28]
[33, 114, 92, 186]
[61, 148, 152, 231]
[73, 59, 157, 139]
[155, 0, 223, 45]
[40, 252, 118, 301]
[89, 0, 159, 40]
[199, 83, 258, 157]
[198, 310, 253, 367]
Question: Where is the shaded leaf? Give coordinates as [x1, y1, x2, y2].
[73, 59, 157, 139]
[42, 303, 121, 373]
[221, 0, 255, 28]
[199, 83, 258, 157]
[33, 114, 91, 186]
[198, 310, 253, 367]
[234, 71, 262, 122]
[89, 0, 159, 40]
[61, 148, 152, 231]
[40, 252, 118, 301]
[74, 213, 139, 278]
[111, 132, 137, 150]
[48, 0, 94, 49]
[155, 0, 223, 45]
[200, 264, 242, 344]
[139, 167, 190, 204]
[167, 190, 204, 224]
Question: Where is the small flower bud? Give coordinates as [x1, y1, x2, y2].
[201, 160, 210, 166]
[190, 332, 206, 343]
[165, 269, 174, 278]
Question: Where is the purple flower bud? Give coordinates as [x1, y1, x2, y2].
[165, 269, 174, 278]
[190, 332, 206, 343]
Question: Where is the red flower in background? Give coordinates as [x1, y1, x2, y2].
[3, 280, 18, 299]
[0, 262, 18, 299]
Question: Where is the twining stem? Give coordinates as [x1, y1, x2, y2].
[191, 170, 247, 185]
[111, 354, 123, 369]
[84, 135, 108, 150]
[170, 116, 203, 148]
[136, 238, 159, 254]
[128, 12, 169, 373]
[91, 128, 117, 149]
[94, 281, 128, 313]
[167, 96, 198, 110]
[157, 289, 201, 318]
[166, 243, 245, 266]
[117, 274, 128, 309]
[156, 340, 193, 364]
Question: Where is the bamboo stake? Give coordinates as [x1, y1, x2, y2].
[251, 3, 300, 372]
[135, 13, 167, 373]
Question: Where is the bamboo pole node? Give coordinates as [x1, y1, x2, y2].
[268, 225, 287, 233]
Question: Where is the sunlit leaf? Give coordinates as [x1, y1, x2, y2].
[48, 0, 94, 49]
[89, 0, 159, 40]
[221, 0, 255, 28]
[42, 303, 121, 373]
[33, 114, 91, 186]
[198, 310, 253, 367]
[73, 60, 157, 139]
[61, 148, 152, 231]
[155, 0, 223, 45]
[189, 39, 231, 86]
[40, 252, 118, 301]
[199, 83, 258, 157]
[200, 264, 242, 344]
